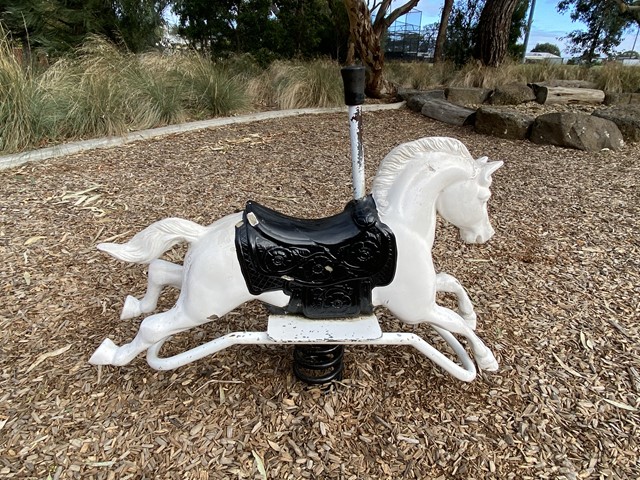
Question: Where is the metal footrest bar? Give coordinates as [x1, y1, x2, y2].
[146, 317, 478, 382]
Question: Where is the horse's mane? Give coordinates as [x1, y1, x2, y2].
[372, 137, 477, 211]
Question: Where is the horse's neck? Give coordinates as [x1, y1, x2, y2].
[377, 160, 469, 237]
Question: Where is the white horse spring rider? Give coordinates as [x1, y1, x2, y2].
[90, 137, 503, 382]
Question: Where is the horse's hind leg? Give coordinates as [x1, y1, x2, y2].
[121, 260, 183, 320]
[90, 306, 199, 366]
[435, 272, 477, 329]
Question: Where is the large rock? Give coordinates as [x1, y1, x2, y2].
[445, 87, 492, 106]
[592, 105, 640, 142]
[421, 98, 476, 126]
[604, 92, 640, 106]
[489, 83, 535, 105]
[404, 90, 446, 112]
[475, 107, 534, 140]
[397, 87, 422, 100]
[530, 112, 624, 151]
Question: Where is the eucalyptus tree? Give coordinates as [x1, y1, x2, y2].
[531, 42, 562, 56]
[558, 0, 634, 63]
[343, 0, 420, 98]
[615, 0, 640, 23]
[445, 0, 483, 65]
[473, 0, 522, 66]
[434, 0, 454, 62]
[1, 0, 117, 55]
[1, 0, 166, 56]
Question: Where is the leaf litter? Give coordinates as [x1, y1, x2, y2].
[1, 108, 639, 479]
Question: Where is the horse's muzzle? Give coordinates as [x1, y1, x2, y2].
[461, 225, 495, 244]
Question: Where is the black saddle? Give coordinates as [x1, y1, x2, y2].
[235, 195, 397, 318]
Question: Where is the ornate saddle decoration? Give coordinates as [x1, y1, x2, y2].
[235, 195, 397, 318]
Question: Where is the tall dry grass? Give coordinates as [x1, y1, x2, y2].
[594, 62, 640, 93]
[0, 33, 55, 152]
[0, 35, 250, 154]
[248, 59, 343, 109]
[387, 59, 640, 93]
[448, 59, 593, 88]
[2, 33, 639, 155]
[386, 61, 457, 89]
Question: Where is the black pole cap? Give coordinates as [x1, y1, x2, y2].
[341, 66, 365, 106]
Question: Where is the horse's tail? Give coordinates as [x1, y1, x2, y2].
[97, 218, 207, 264]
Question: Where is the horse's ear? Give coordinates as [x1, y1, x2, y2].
[476, 156, 489, 165]
[480, 160, 503, 185]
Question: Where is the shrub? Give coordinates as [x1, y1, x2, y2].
[386, 61, 457, 90]
[248, 59, 343, 109]
[0, 33, 55, 152]
[174, 52, 249, 117]
[594, 62, 640, 93]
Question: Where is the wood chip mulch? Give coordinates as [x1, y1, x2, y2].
[1, 108, 639, 479]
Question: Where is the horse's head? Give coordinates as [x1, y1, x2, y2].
[436, 157, 503, 244]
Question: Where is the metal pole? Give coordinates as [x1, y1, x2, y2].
[341, 66, 366, 200]
[521, 0, 537, 63]
[347, 105, 365, 199]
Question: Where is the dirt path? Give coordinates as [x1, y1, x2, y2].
[1, 108, 639, 479]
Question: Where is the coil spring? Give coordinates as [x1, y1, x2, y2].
[293, 345, 344, 384]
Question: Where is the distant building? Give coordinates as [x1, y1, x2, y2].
[524, 52, 564, 64]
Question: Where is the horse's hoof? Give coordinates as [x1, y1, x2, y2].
[89, 338, 118, 365]
[462, 311, 477, 330]
[120, 295, 142, 320]
[477, 351, 499, 372]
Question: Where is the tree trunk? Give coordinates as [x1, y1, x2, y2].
[586, 19, 605, 64]
[615, 0, 640, 23]
[344, 0, 419, 99]
[344, 0, 396, 98]
[534, 86, 605, 104]
[434, 0, 454, 63]
[474, 0, 520, 66]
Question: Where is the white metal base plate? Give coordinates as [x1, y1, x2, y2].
[267, 314, 382, 343]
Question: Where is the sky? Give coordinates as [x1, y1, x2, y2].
[413, 0, 640, 56]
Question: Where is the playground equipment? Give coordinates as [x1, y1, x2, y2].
[90, 66, 503, 383]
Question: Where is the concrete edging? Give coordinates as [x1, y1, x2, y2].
[0, 102, 405, 171]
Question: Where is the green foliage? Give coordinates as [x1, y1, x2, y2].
[112, 0, 168, 52]
[557, 0, 634, 63]
[0, 0, 166, 57]
[445, 0, 484, 65]
[508, 0, 529, 59]
[172, 0, 236, 53]
[444, 0, 528, 65]
[171, 0, 349, 61]
[532, 42, 562, 56]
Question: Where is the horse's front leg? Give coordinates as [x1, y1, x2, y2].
[425, 305, 498, 371]
[388, 296, 498, 372]
[121, 260, 183, 320]
[435, 272, 477, 330]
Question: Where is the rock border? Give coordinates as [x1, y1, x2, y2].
[400, 85, 639, 151]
